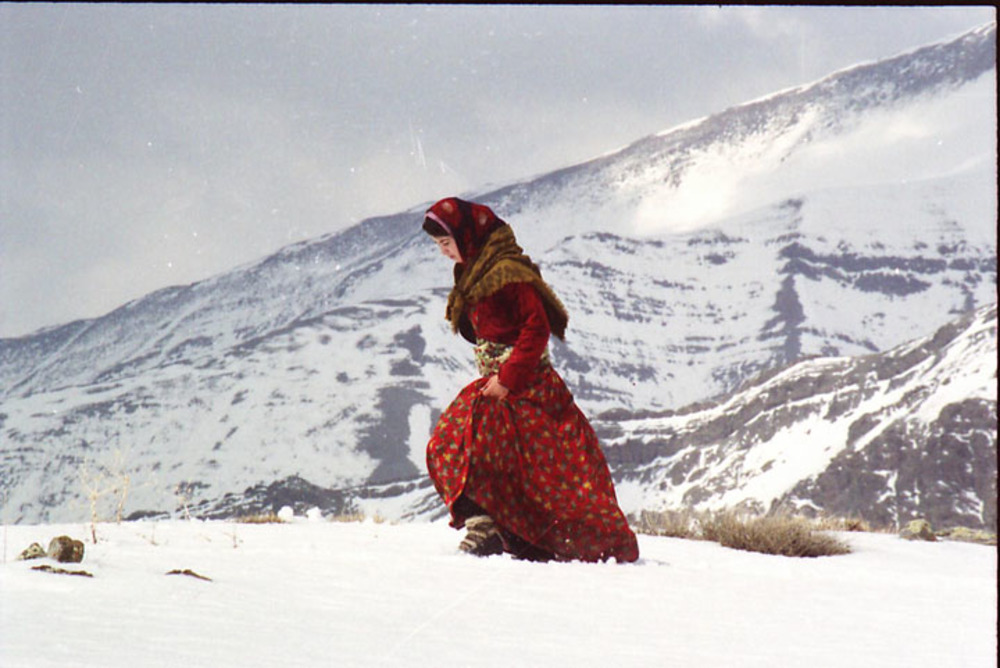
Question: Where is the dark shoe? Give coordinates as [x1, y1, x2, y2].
[459, 515, 503, 557]
[501, 530, 555, 562]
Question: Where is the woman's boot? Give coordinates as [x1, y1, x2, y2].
[459, 515, 503, 556]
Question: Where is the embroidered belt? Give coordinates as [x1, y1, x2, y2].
[474, 339, 551, 377]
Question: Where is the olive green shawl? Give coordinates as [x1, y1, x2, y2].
[445, 225, 569, 341]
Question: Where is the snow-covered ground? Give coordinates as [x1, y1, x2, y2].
[1, 518, 995, 667]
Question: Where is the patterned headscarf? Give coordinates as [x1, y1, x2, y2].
[424, 196, 569, 342]
[424, 197, 506, 266]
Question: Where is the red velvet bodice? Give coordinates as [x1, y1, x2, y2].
[467, 282, 551, 394]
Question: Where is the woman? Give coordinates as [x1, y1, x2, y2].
[423, 196, 639, 563]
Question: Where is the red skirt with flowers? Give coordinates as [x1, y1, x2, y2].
[426, 343, 639, 563]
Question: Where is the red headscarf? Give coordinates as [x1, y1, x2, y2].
[424, 197, 506, 265]
[425, 196, 569, 343]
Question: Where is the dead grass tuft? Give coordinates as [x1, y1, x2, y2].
[634, 508, 853, 557]
[235, 513, 287, 524]
[699, 512, 851, 558]
[635, 509, 699, 539]
[812, 515, 872, 533]
[328, 511, 389, 524]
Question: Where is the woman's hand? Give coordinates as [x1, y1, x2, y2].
[480, 375, 510, 400]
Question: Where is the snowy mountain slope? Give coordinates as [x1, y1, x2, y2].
[541, 167, 995, 411]
[0, 211, 424, 398]
[1, 24, 996, 524]
[179, 302, 997, 532]
[601, 302, 997, 531]
[480, 22, 996, 244]
[2, 23, 993, 399]
[0, 294, 463, 523]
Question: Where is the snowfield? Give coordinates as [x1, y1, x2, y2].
[1, 518, 995, 667]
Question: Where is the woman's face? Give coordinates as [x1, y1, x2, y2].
[434, 235, 462, 263]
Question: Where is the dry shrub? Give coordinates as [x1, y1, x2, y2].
[832, 517, 871, 532]
[78, 450, 134, 543]
[811, 516, 861, 532]
[329, 511, 389, 524]
[700, 512, 851, 558]
[934, 526, 997, 546]
[812, 515, 895, 533]
[236, 513, 287, 524]
[235, 510, 391, 524]
[635, 509, 699, 539]
[634, 508, 853, 557]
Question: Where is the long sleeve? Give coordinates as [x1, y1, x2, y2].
[467, 282, 552, 393]
[498, 283, 550, 393]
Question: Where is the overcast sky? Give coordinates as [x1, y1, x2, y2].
[1, 4, 994, 338]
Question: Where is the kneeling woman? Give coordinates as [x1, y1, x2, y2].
[423, 197, 639, 563]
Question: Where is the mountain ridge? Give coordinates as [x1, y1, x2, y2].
[1, 24, 995, 525]
[182, 301, 997, 531]
[601, 301, 997, 531]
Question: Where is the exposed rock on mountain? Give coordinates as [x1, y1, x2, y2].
[600, 303, 997, 531]
[0, 24, 995, 524]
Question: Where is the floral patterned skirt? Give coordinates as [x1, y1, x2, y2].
[426, 341, 639, 563]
